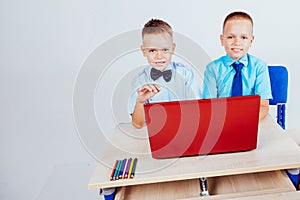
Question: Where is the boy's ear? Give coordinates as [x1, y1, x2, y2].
[172, 43, 176, 53]
[140, 45, 147, 57]
[220, 34, 224, 46]
[250, 35, 255, 46]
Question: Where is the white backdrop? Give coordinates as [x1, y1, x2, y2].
[1, 0, 300, 199]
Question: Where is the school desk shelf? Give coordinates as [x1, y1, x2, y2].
[187, 190, 300, 200]
[115, 170, 295, 200]
[88, 115, 300, 198]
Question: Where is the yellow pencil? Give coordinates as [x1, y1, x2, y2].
[127, 157, 135, 178]
[130, 158, 138, 178]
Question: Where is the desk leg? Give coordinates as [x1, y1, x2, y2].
[199, 177, 209, 196]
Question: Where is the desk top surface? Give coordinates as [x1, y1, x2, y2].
[88, 115, 300, 189]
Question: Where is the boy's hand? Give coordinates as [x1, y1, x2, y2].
[136, 84, 160, 104]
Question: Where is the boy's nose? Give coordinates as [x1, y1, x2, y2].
[155, 50, 163, 58]
[233, 38, 241, 45]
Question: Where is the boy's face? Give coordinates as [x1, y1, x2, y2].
[141, 32, 175, 71]
[220, 19, 254, 61]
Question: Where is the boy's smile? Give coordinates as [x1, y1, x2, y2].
[220, 19, 254, 61]
[141, 32, 175, 71]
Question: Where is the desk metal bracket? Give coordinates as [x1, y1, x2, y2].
[199, 177, 210, 196]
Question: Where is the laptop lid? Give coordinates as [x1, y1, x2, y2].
[144, 95, 260, 159]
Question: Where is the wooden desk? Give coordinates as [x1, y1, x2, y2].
[219, 191, 300, 200]
[115, 170, 295, 200]
[89, 115, 300, 190]
[193, 191, 300, 200]
[286, 129, 300, 146]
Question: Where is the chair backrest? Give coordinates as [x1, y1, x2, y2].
[268, 66, 288, 105]
[268, 66, 288, 129]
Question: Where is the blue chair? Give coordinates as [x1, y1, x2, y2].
[269, 66, 299, 189]
[268, 66, 288, 129]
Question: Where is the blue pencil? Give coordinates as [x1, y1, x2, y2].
[113, 160, 121, 180]
[116, 159, 123, 180]
[121, 158, 129, 179]
[119, 158, 127, 179]
[110, 160, 118, 181]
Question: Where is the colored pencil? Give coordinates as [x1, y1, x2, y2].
[121, 158, 129, 179]
[110, 160, 118, 181]
[130, 158, 138, 178]
[127, 157, 135, 178]
[119, 158, 127, 179]
[115, 159, 123, 180]
[124, 157, 132, 178]
[113, 160, 121, 180]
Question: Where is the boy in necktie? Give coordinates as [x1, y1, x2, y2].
[202, 11, 299, 189]
[202, 11, 272, 121]
[129, 18, 201, 128]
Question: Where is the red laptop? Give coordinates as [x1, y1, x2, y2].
[144, 95, 260, 159]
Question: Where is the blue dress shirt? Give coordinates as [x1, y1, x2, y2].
[202, 54, 272, 100]
[129, 61, 201, 115]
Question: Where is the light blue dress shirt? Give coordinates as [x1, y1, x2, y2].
[202, 54, 272, 100]
[129, 61, 201, 115]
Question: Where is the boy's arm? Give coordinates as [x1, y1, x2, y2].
[131, 84, 160, 128]
[254, 62, 272, 121]
[259, 99, 269, 121]
[131, 101, 146, 129]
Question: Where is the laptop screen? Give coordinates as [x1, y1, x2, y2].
[144, 95, 260, 159]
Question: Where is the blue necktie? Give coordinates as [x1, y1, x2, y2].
[231, 62, 243, 97]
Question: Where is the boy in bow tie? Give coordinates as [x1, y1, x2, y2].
[102, 19, 201, 200]
[129, 19, 201, 128]
[202, 11, 272, 121]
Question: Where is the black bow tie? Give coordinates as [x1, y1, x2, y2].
[150, 68, 172, 82]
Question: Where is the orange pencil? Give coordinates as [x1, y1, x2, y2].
[110, 160, 118, 181]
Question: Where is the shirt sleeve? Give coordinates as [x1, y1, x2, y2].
[128, 75, 141, 115]
[255, 62, 273, 100]
[202, 62, 218, 98]
[184, 66, 202, 99]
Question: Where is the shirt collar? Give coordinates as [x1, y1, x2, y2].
[224, 54, 248, 67]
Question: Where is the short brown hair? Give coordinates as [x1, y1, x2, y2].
[142, 19, 173, 38]
[223, 11, 253, 32]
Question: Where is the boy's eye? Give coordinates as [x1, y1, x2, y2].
[162, 48, 170, 53]
[242, 36, 248, 39]
[227, 36, 233, 39]
[148, 49, 157, 54]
